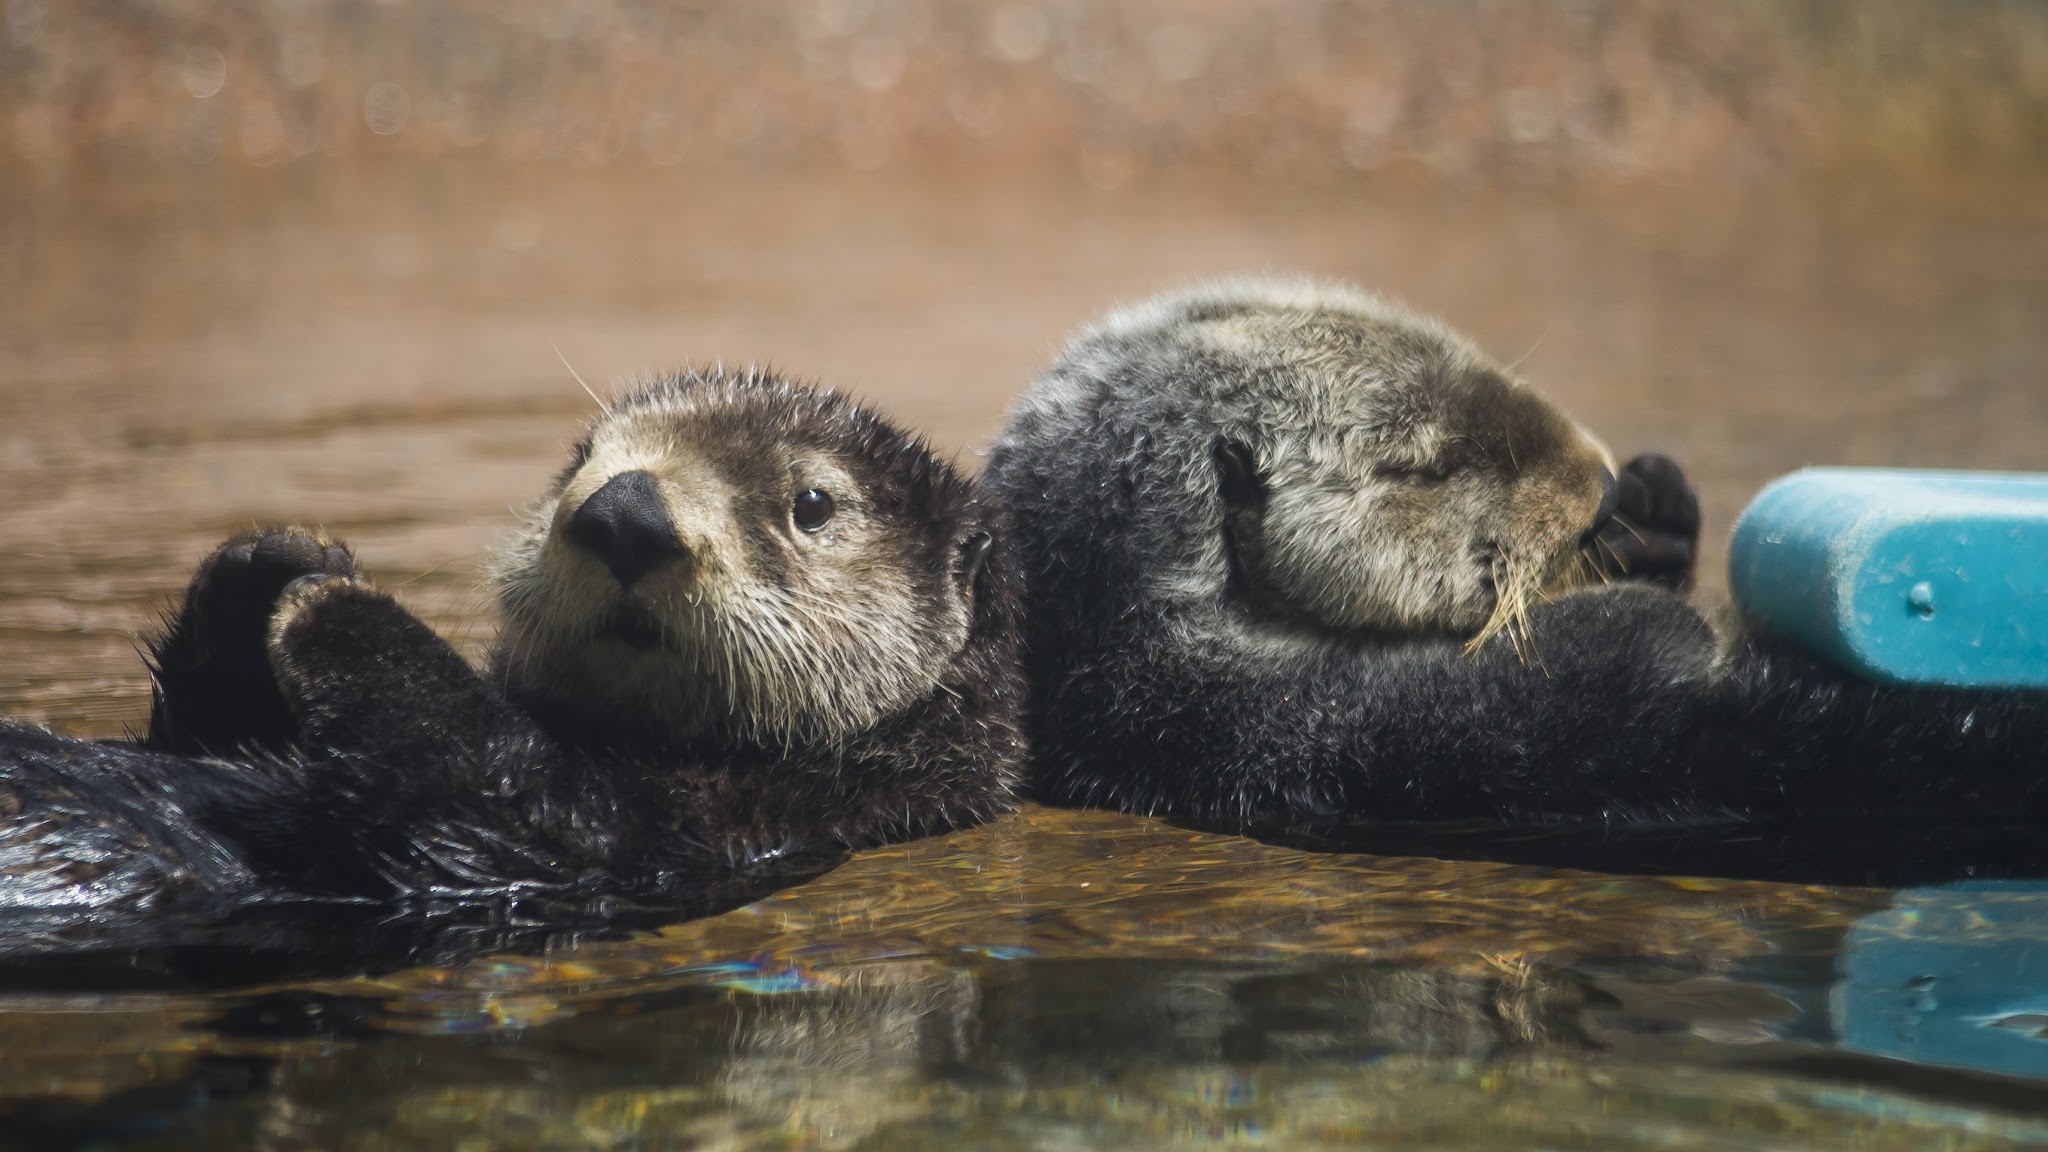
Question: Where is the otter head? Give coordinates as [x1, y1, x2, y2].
[493, 369, 996, 748]
[1105, 281, 1618, 647]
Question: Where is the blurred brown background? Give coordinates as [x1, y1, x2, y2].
[3, 0, 2045, 733]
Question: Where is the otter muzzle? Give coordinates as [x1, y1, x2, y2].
[566, 469, 687, 588]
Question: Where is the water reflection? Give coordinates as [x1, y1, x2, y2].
[18, 956, 2048, 1149]
[18, 808, 2048, 1149]
[1830, 882, 2048, 1083]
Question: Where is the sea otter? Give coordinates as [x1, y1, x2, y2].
[983, 278, 2048, 882]
[0, 369, 1023, 953]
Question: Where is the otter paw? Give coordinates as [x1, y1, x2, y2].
[186, 528, 357, 645]
[268, 573, 459, 693]
[1590, 454, 1700, 590]
[1617, 454, 1700, 541]
[265, 574, 500, 756]
[268, 573, 388, 662]
[145, 528, 359, 755]
[183, 528, 357, 679]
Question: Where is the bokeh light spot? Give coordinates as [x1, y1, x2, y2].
[364, 82, 410, 136]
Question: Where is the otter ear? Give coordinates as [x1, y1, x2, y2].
[957, 530, 994, 598]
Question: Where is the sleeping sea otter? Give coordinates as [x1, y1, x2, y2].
[983, 278, 2048, 882]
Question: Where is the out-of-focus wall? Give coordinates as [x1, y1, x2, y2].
[1, 3, 2044, 735]
[4, 0, 2045, 188]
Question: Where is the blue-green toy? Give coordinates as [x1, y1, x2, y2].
[1729, 468, 2048, 689]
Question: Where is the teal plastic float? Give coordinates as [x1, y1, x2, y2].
[1729, 468, 2048, 689]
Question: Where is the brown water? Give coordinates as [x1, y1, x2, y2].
[3, 161, 2048, 1146]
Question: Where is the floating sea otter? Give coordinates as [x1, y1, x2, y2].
[984, 278, 2048, 882]
[0, 370, 1023, 957]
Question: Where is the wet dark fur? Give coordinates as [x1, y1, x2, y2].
[985, 311, 2048, 884]
[0, 372, 1024, 959]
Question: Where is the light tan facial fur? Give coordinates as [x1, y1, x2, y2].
[1085, 279, 1617, 651]
[493, 373, 974, 748]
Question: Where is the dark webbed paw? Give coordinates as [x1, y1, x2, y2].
[266, 574, 419, 690]
[268, 574, 509, 760]
[1588, 453, 1700, 590]
[145, 529, 357, 756]
[201, 532, 359, 628]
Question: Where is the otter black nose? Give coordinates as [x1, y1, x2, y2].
[1583, 466, 1620, 542]
[565, 470, 685, 588]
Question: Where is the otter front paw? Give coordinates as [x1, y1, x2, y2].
[197, 530, 358, 626]
[268, 574, 505, 758]
[145, 528, 357, 756]
[267, 573, 392, 680]
[1590, 454, 1699, 591]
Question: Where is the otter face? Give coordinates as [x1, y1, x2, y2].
[494, 371, 988, 747]
[1112, 282, 1618, 644]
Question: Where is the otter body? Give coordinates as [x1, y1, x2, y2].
[0, 370, 1023, 952]
[985, 280, 2048, 880]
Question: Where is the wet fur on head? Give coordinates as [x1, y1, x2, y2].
[1004, 277, 1616, 657]
[493, 367, 992, 749]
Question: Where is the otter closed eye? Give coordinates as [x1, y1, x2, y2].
[1374, 463, 1455, 484]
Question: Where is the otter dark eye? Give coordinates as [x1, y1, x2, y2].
[792, 488, 835, 532]
[1214, 439, 1261, 507]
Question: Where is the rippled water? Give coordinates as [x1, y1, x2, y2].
[2, 162, 2047, 1147]
[9, 811, 2048, 1148]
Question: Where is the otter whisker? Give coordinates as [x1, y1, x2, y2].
[1587, 534, 1626, 582]
[1503, 328, 1548, 375]
[390, 553, 481, 589]
[1466, 549, 1550, 670]
[1465, 553, 1520, 656]
[553, 343, 612, 415]
[490, 368, 988, 754]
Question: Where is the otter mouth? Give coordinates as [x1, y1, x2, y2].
[597, 604, 669, 652]
[1472, 539, 1508, 611]
[1474, 539, 1503, 581]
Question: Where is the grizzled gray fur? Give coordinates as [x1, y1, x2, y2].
[984, 278, 2048, 882]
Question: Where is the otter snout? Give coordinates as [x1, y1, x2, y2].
[1581, 466, 1619, 544]
[566, 469, 687, 588]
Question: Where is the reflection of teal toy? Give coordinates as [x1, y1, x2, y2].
[1833, 882, 2048, 1082]
[1729, 469, 2048, 689]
